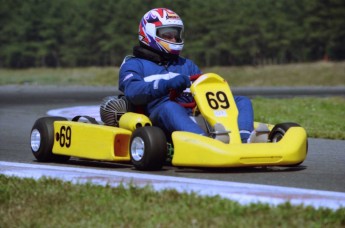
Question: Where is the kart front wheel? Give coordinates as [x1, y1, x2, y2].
[30, 117, 70, 162]
[269, 122, 307, 166]
[269, 122, 301, 143]
[130, 126, 167, 170]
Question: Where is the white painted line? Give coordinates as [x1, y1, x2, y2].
[1, 161, 345, 210]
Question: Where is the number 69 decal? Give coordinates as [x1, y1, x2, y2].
[206, 91, 230, 110]
[56, 126, 72, 148]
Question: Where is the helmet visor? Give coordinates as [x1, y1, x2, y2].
[156, 26, 183, 43]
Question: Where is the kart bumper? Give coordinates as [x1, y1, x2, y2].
[171, 126, 307, 167]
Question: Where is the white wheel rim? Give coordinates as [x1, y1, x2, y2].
[31, 129, 41, 152]
[131, 137, 145, 161]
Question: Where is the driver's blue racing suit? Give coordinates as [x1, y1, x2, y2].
[119, 55, 254, 142]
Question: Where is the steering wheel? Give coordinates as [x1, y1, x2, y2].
[169, 74, 202, 109]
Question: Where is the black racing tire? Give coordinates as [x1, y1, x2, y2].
[269, 122, 308, 166]
[269, 122, 301, 143]
[130, 126, 167, 171]
[30, 117, 70, 162]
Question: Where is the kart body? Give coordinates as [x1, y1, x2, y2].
[30, 73, 308, 170]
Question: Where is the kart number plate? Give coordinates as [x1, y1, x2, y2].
[206, 91, 230, 110]
[56, 125, 72, 148]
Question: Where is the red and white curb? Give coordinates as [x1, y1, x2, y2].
[1, 161, 345, 210]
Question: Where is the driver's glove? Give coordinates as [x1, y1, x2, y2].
[154, 75, 190, 98]
[163, 75, 190, 93]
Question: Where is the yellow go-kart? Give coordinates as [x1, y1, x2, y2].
[30, 73, 308, 170]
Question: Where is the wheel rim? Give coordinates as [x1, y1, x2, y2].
[31, 129, 41, 152]
[131, 137, 145, 161]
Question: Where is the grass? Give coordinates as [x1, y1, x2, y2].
[204, 61, 345, 87]
[1, 175, 344, 227]
[253, 97, 345, 139]
[0, 61, 344, 86]
[0, 67, 119, 86]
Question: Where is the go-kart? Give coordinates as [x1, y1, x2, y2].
[30, 73, 308, 170]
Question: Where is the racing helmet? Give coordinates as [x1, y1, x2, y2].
[139, 8, 184, 55]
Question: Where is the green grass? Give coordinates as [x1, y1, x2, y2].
[253, 97, 345, 139]
[204, 61, 345, 87]
[1, 175, 344, 227]
[0, 61, 344, 86]
[0, 67, 119, 86]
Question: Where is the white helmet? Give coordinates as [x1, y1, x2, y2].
[138, 8, 184, 55]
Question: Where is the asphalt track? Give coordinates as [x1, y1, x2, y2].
[1, 85, 344, 193]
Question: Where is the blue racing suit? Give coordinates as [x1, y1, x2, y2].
[119, 55, 254, 142]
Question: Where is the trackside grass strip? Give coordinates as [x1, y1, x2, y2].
[206, 61, 345, 87]
[253, 97, 345, 140]
[0, 61, 344, 86]
[1, 175, 344, 227]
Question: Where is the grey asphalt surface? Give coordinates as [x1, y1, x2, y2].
[1, 85, 344, 192]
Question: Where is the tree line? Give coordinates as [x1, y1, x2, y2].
[0, 0, 344, 68]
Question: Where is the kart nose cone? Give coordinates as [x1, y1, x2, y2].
[131, 137, 145, 161]
[31, 129, 41, 152]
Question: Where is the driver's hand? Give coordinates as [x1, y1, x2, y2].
[166, 75, 190, 92]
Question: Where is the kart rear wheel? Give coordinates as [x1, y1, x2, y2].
[31, 117, 70, 162]
[269, 122, 307, 166]
[130, 126, 167, 170]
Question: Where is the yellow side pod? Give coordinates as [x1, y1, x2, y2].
[172, 126, 307, 167]
[52, 121, 131, 161]
[119, 112, 152, 131]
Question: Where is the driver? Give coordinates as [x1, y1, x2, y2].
[119, 8, 255, 142]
